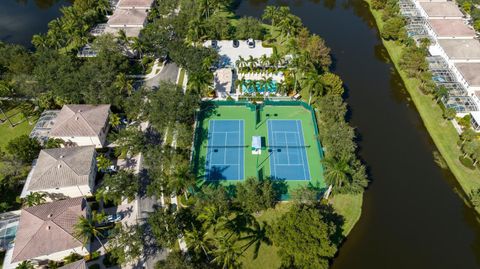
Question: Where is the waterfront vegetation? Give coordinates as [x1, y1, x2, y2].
[367, 0, 480, 214]
[0, 0, 368, 268]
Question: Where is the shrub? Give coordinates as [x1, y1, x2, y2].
[88, 264, 101, 269]
[102, 253, 118, 268]
[459, 156, 475, 169]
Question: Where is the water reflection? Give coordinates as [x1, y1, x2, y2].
[0, 0, 70, 47]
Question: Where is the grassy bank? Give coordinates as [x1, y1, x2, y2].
[240, 193, 362, 268]
[366, 0, 480, 214]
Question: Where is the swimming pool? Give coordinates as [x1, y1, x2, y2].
[242, 80, 277, 94]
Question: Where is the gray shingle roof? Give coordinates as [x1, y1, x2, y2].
[12, 198, 87, 262]
[49, 105, 110, 137]
[26, 146, 96, 191]
[419, 2, 464, 17]
[108, 9, 148, 26]
[117, 0, 154, 8]
[438, 39, 480, 60]
[59, 260, 87, 269]
[455, 63, 480, 87]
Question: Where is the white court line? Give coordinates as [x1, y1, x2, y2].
[268, 120, 278, 178]
[296, 120, 308, 180]
[207, 120, 216, 179]
[223, 132, 228, 164]
[284, 132, 290, 165]
[237, 120, 240, 179]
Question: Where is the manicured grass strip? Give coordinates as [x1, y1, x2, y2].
[367, 1, 480, 213]
[177, 68, 186, 87]
[331, 193, 363, 235]
[240, 203, 291, 269]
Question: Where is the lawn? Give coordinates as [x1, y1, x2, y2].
[240, 202, 291, 269]
[331, 193, 363, 235]
[367, 1, 480, 213]
[177, 68, 186, 87]
[193, 102, 326, 197]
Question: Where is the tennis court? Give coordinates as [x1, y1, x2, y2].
[267, 120, 311, 180]
[205, 120, 245, 180]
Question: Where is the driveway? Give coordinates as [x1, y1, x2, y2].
[144, 62, 179, 88]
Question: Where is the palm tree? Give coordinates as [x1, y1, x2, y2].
[16, 260, 34, 269]
[74, 215, 108, 253]
[210, 236, 243, 269]
[0, 83, 14, 127]
[96, 154, 112, 172]
[114, 73, 134, 96]
[259, 55, 270, 72]
[262, 6, 280, 26]
[109, 113, 121, 130]
[168, 161, 196, 200]
[235, 56, 247, 72]
[198, 206, 226, 231]
[245, 80, 257, 95]
[301, 71, 324, 105]
[23, 192, 47, 207]
[117, 29, 130, 48]
[322, 158, 351, 189]
[96, 0, 111, 16]
[184, 226, 211, 259]
[32, 34, 49, 49]
[269, 47, 282, 71]
[276, 81, 288, 96]
[130, 37, 144, 60]
[240, 220, 271, 259]
[247, 56, 258, 73]
[235, 78, 246, 94]
[188, 71, 213, 96]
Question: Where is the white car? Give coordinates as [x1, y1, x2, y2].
[247, 38, 255, 48]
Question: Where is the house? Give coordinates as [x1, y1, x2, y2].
[471, 111, 480, 132]
[117, 0, 154, 10]
[5, 198, 88, 268]
[107, 9, 148, 28]
[48, 104, 110, 148]
[58, 259, 86, 269]
[425, 19, 476, 39]
[417, 2, 464, 19]
[430, 39, 480, 63]
[20, 146, 97, 199]
[454, 63, 480, 91]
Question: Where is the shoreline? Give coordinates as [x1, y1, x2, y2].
[365, 0, 480, 217]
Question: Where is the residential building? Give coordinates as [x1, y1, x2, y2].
[4, 198, 88, 269]
[21, 146, 97, 199]
[58, 260, 86, 269]
[107, 9, 147, 38]
[471, 111, 480, 131]
[425, 19, 476, 39]
[117, 0, 154, 10]
[430, 39, 480, 63]
[48, 104, 110, 148]
[417, 2, 464, 19]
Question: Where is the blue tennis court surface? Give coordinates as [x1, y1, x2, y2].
[267, 120, 311, 180]
[205, 120, 245, 180]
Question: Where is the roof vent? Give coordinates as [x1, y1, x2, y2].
[59, 155, 64, 159]
[48, 214, 53, 218]
[58, 164, 62, 169]
[46, 226, 51, 230]
[75, 116, 79, 120]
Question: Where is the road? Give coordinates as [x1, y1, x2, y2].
[144, 62, 179, 89]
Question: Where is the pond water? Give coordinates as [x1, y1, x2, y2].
[234, 0, 480, 268]
[0, 0, 70, 48]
